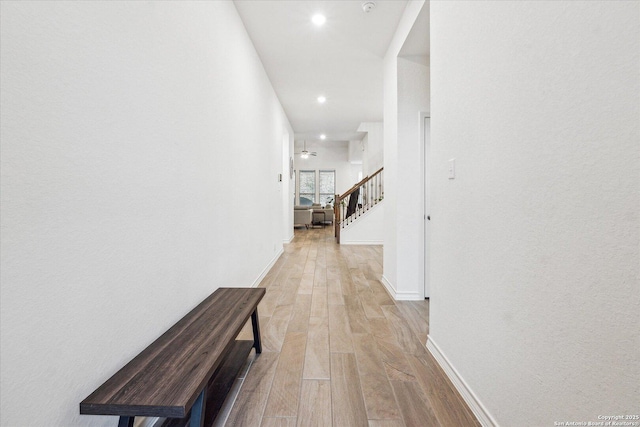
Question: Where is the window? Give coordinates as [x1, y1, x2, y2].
[319, 170, 335, 206]
[299, 170, 315, 205]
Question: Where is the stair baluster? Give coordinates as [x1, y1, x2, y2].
[334, 167, 383, 243]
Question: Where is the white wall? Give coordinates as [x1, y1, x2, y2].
[283, 131, 295, 242]
[348, 140, 363, 165]
[357, 121, 384, 177]
[293, 140, 361, 203]
[382, 0, 429, 300]
[429, 1, 639, 425]
[396, 57, 430, 299]
[0, 2, 292, 426]
[340, 202, 384, 245]
[383, 46, 399, 294]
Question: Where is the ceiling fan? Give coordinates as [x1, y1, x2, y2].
[295, 140, 317, 159]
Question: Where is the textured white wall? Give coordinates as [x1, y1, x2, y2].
[429, 1, 639, 425]
[0, 2, 292, 426]
[382, 0, 428, 300]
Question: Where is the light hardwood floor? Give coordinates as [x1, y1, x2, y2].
[225, 226, 479, 427]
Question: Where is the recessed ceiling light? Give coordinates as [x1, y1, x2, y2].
[320, 134, 326, 140]
[317, 95, 326, 104]
[312, 14, 326, 26]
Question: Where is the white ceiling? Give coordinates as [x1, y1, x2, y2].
[234, 0, 409, 143]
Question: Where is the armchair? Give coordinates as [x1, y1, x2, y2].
[294, 206, 313, 228]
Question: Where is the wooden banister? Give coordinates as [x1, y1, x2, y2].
[334, 167, 384, 243]
[340, 167, 383, 199]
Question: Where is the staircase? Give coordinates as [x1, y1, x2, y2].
[334, 167, 383, 243]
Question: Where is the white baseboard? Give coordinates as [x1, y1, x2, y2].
[250, 248, 283, 288]
[380, 275, 422, 301]
[380, 275, 396, 298]
[426, 337, 498, 427]
[283, 233, 294, 244]
[394, 290, 422, 301]
[340, 240, 383, 245]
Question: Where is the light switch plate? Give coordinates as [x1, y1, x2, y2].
[448, 158, 456, 179]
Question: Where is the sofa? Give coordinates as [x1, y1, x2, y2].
[294, 206, 313, 228]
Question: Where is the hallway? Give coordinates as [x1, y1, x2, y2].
[225, 227, 479, 426]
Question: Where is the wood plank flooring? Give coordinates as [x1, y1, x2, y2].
[225, 227, 479, 427]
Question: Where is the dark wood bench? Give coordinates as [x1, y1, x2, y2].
[80, 287, 265, 427]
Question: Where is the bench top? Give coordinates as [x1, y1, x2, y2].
[80, 287, 265, 418]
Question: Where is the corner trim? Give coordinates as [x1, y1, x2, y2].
[380, 275, 421, 301]
[426, 336, 498, 427]
[251, 248, 284, 288]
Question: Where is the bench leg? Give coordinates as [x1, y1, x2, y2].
[118, 416, 134, 427]
[251, 309, 262, 354]
[189, 388, 207, 427]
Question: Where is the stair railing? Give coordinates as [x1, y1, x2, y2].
[334, 167, 384, 243]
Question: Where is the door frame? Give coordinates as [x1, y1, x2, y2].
[420, 112, 431, 299]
